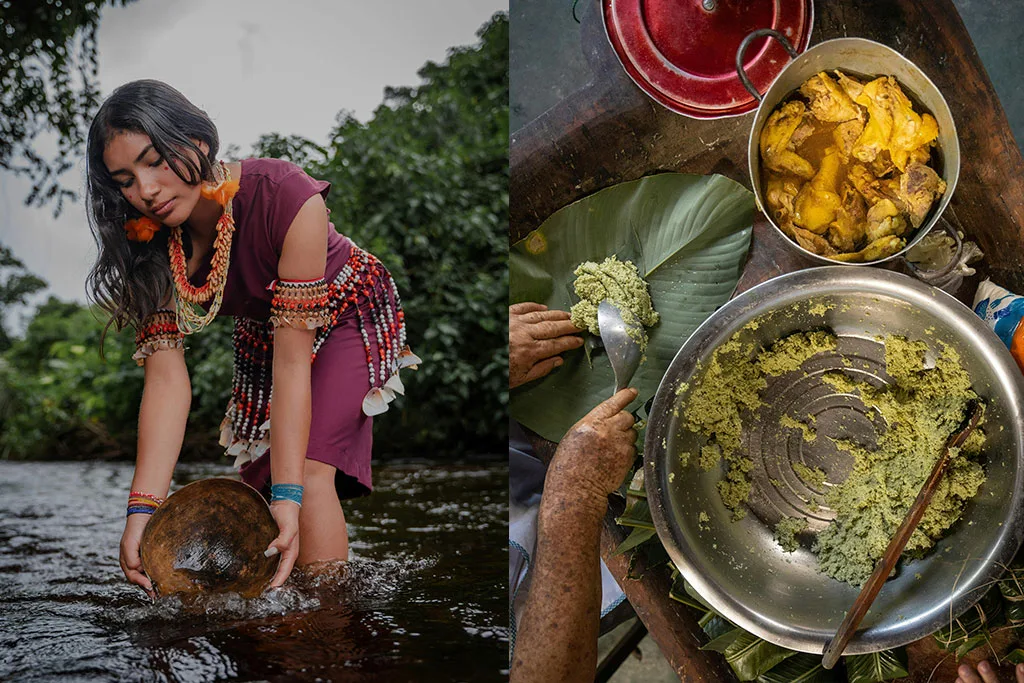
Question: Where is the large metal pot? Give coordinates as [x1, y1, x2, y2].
[741, 36, 961, 266]
[643, 267, 1024, 654]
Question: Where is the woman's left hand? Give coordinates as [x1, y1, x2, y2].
[266, 500, 301, 588]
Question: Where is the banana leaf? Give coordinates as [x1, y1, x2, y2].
[668, 570, 707, 610]
[702, 627, 798, 681]
[699, 610, 735, 641]
[934, 588, 1005, 651]
[1006, 598, 1024, 628]
[757, 653, 842, 683]
[509, 173, 755, 441]
[615, 498, 654, 530]
[612, 527, 657, 555]
[844, 649, 909, 683]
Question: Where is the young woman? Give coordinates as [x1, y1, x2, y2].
[85, 80, 418, 597]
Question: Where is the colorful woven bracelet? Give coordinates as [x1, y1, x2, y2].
[270, 483, 304, 507]
[126, 491, 164, 517]
[269, 278, 330, 330]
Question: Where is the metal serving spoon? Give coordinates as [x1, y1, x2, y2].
[597, 300, 644, 393]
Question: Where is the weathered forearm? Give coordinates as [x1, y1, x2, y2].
[511, 488, 607, 683]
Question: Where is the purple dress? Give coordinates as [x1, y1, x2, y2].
[188, 158, 413, 499]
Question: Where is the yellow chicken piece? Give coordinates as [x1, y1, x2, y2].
[852, 78, 895, 163]
[831, 235, 904, 262]
[864, 198, 909, 242]
[793, 148, 843, 233]
[792, 225, 838, 256]
[828, 184, 867, 253]
[800, 72, 864, 123]
[852, 77, 938, 172]
[834, 70, 865, 101]
[765, 177, 801, 238]
[760, 101, 816, 179]
[832, 119, 865, 159]
[891, 113, 938, 172]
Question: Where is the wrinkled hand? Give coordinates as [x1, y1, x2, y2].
[509, 303, 584, 389]
[545, 388, 639, 513]
[266, 500, 301, 588]
[956, 661, 1024, 683]
[120, 513, 155, 599]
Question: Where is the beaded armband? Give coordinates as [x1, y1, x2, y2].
[269, 278, 330, 330]
[132, 309, 184, 366]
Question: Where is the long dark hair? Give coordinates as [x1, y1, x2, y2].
[85, 79, 220, 339]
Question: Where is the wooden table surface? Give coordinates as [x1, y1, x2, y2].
[510, 1, 1024, 680]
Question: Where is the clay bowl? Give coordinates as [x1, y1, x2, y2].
[140, 478, 279, 598]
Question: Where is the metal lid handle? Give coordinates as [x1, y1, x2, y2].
[735, 29, 800, 101]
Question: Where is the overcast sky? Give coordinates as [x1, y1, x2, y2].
[0, 0, 505, 323]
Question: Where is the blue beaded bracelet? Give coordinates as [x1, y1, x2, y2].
[270, 483, 304, 507]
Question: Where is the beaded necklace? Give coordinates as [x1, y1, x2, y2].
[168, 160, 237, 334]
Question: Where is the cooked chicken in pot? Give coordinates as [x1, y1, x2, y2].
[759, 70, 945, 262]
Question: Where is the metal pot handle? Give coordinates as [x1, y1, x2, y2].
[901, 217, 965, 292]
[735, 29, 800, 101]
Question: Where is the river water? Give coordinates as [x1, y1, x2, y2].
[0, 460, 508, 682]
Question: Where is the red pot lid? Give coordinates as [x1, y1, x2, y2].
[603, 0, 813, 119]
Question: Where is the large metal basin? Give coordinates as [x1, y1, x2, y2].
[644, 267, 1024, 654]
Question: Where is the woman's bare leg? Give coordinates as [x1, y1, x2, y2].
[297, 458, 349, 564]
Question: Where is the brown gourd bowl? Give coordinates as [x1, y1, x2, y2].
[746, 37, 960, 266]
[139, 478, 279, 598]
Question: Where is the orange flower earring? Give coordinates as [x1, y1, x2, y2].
[200, 164, 240, 208]
[125, 216, 161, 242]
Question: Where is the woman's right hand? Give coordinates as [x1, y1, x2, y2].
[119, 513, 155, 599]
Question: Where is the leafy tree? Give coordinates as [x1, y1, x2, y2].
[0, 244, 48, 351]
[0, 0, 135, 215]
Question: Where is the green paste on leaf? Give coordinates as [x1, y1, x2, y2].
[569, 256, 659, 350]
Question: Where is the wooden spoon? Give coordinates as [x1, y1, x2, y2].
[821, 399, 984, 669]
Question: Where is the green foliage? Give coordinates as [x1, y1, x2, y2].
[0, 244, 48, 350]
[701, 627, 798, 681]
[285, 13, 509, 456]
[0, 296, 235, 460]
[844, 649, 909, 683]
[0, 0, 136, 214]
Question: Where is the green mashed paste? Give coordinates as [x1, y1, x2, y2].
[774, 517, 808, 553]
[569, 256, 659, 349]
[680, 329, 986, 586]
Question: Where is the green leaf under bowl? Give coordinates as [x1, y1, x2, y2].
[702, 627, 798, 681]
[844, 648, 910, 683]
[509, 173, 755, 442]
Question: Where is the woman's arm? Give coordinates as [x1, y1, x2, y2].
[120, 344, 191, 597]
[265, 192, 330, 587]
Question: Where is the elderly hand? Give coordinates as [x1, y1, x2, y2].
[509, 303, 584, 389]
[956, 661, 1024, 683]
[544, 387, 639, 514]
